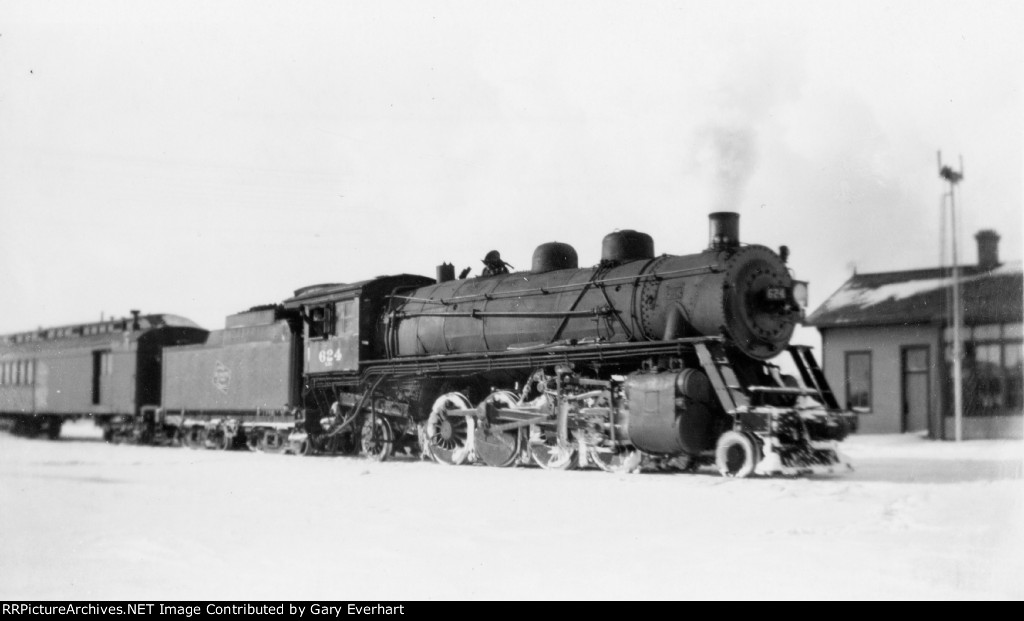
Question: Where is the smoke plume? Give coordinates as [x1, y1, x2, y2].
[695, 124, 758, 214]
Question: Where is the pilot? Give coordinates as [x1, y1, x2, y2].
[481, 250, 513, 277]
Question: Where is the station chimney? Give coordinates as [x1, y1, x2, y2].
[975, 230, 1001, 271]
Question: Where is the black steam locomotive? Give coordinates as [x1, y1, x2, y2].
[0, 213, 852, 477]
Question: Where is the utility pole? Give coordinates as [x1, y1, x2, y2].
[938, 151, 964, 442]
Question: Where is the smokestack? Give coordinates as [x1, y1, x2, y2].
[708, 212, 740, 250]
[130, 309, 141, 331]
[975, 230, 1001, 271]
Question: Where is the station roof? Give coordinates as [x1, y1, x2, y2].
[805, 262, 1023, 329]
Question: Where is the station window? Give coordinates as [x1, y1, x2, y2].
[974, 343, 1004, 409]
[845, 351, 872, 413]
[945, 322, 1024, 416]
[1005, 343, 1023, 410]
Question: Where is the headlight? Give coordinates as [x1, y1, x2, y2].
[792, 280, 809, 309]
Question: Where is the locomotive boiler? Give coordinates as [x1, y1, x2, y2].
[389, 212, 802, 361]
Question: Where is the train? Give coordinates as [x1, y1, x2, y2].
[0, 212, 854, 477]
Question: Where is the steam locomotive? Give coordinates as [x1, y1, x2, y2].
[0, 213, 853, 477]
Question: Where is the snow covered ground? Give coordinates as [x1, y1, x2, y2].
[1, 420, 1021, 601]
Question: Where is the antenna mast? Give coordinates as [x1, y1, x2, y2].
[938, 151, 964, 442]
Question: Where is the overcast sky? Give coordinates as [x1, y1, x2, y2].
[1, 0, 1020, 345]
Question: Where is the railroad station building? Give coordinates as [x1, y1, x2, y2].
[806, 230, 1023, 440]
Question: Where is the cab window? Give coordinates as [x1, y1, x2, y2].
[307, 304, 335, 340]
[338, 299, 357, 336]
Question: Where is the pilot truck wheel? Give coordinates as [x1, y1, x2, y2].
[715, 431, 762, 478]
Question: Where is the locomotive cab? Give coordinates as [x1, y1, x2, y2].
[282, 275, 434, 375]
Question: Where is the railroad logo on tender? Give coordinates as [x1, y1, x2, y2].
[212, 361, 231, 394]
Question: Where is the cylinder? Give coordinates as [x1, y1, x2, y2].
[531, 242, 578, 273]
[601, 230, 655, 263]
[623, 369, 719, 456]
[708, 212, 740, 250]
